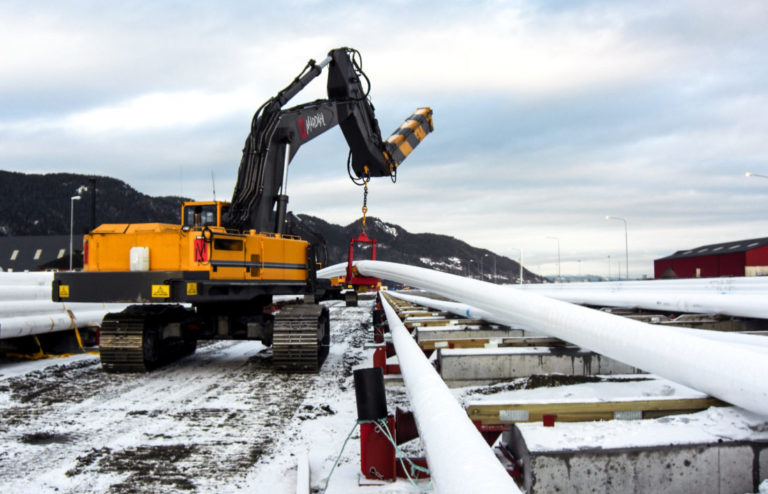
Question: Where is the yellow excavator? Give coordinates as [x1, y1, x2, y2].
[52, 47, 432, 373]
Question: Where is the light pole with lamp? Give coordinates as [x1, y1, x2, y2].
[605, 215, 629, 280]
[545, 236, 561, 282]
[509, 247, 523, 284]
[70, 195, 82, 270]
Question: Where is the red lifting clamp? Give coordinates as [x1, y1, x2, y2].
[346, 231, 380, 287]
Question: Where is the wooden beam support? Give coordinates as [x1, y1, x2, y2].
[466, 397, 728, 425]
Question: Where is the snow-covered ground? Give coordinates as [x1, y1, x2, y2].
[0, 299, 427, 493]
[2, 297, 767, 493]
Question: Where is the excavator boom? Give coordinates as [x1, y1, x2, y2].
[225, 47, 432, 233]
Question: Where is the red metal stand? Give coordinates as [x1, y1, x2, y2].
[359, 412, 429, 481]
[360, 417, 397, 481]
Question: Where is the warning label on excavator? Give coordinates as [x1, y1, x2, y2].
[151, 284, 170, 298]
[58, 285, 70, 298]
[186, 282, 198, 296]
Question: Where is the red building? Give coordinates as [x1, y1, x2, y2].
[654, 236, 768, 279]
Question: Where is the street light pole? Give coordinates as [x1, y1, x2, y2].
[606, 215, 629, 280]
[70, 195, 82, 270]
[509, 247, 523, 285]
[545, 236, 561, 282]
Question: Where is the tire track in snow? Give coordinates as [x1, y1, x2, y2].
[0, 339, 318, 492]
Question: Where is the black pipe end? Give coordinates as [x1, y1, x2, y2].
[353, 367, 387, 421]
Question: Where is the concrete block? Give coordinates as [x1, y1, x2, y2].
[505, 426, 768, 493]
[416, 326, 528, 341]
[438, 346, 640, 381]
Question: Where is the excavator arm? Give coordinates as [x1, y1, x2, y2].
[224, 47, 433, 234]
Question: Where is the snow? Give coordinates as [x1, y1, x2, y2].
[0, 299, 432, 493]
[462, 374, 707, 406]
[442, 346, 573, 356]
[375, 220, 398, 238]
[0, 352, 98, 379]
[517, 406, 768, 452]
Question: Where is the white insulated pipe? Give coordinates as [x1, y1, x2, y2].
[386, 291, 506, 326]
[379, 295, 521, 494]
[0, 286, 53, 302]
[0, 272, 53, 285]
[392, 291, 768, 353]
[0, 311, 110, 339]
[358, 261, 768, 416]
[0, 272, 126, 339]
[517, 285, 768, 319]
[320, 262, 768, 320]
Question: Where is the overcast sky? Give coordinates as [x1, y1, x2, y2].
[2, 0, 767, 279]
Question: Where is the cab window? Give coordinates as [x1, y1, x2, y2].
[184, 205, 218, 228]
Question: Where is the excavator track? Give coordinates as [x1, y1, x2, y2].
[100, 306, 195, 373]
[272, 304, 330, 373]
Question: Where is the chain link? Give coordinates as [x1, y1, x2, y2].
[362, 178, 369, 230]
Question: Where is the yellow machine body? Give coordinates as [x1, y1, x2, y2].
[83, 201, 309, 282]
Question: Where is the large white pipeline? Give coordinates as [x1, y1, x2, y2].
[357, 261, 768, 416]
[0, 311, 112, 339]
[390, 290, 768, 353]
[0, 272, 125, 339]
[320, 262, 768, 320]
[517, 286, 768, 319]
[379, 295, 520, 494]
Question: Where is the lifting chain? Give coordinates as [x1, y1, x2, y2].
[361, 178, 369, 231]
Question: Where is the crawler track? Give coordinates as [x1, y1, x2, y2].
[100, 306, 196, 373]
[99, 313, 148, 372]
[272, 304, 330, 372]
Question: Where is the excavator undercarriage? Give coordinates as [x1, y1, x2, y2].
[97, 302, 330, 373]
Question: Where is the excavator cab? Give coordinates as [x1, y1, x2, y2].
[182, 201, 229, 229]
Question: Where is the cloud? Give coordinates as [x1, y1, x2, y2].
[1, 0, 767, 279]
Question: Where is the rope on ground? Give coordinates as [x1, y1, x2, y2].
[322, 418, 432, 493]
[66, 309, 99, 356]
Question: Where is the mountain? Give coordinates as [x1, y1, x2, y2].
[0, 170, 186, 236]
[0, 170, 541, 282]
[296, 214, 541, 283]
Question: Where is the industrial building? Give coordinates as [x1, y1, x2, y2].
[654, 236, 768, 278]
[0, 235, 83, 272]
